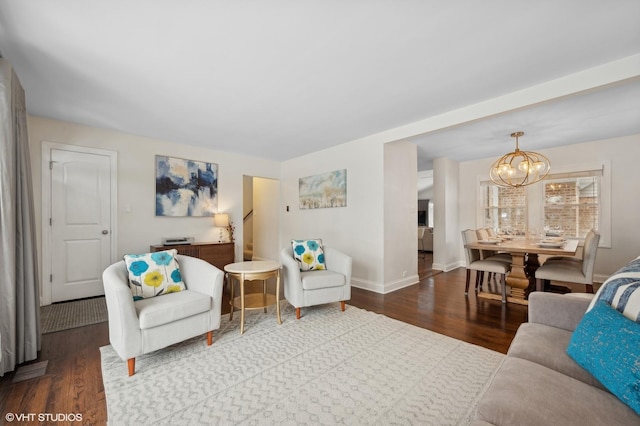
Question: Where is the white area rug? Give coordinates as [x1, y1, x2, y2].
[100, 303, 504, 425]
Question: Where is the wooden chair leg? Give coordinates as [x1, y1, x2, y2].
[340, 301, 346, 311]
[127, 358, 135, 377]
[500, 274, 507, 303]
[296, 307, 301, 320]
[207, 331, 213, 346]
[465, 269, 471, 295]
[586, 283, 594, 294]
[475, 271, 484, 292]
[536, 278, 544, 292]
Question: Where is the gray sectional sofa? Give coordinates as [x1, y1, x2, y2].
[473, 292, 640, 425]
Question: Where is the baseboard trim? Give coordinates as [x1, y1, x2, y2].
[432, 260, 464, 272]
[383, 275, 420, 294]
[351, 275, 420, 294]
[351, 278, 385, 294]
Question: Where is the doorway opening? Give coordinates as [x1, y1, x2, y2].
[242, 175, 280, 262]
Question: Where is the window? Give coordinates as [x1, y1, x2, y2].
[478, 163, 610, 246]
[428, 200, 434, 228]
[481, 185, 526, 235]
[543, 173, 600, 239]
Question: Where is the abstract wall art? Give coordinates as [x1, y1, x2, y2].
[155, 155, 218, 216]
[299, 169, 347, 209]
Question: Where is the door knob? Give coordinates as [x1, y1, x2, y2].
[102, 230, 109, 235]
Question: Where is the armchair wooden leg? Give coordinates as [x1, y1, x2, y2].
[207, 331, 213, 346]
[295, 307, 301, 320]
[127, 358, 135, 377]
[340, 301, 346, 312]
[586, 283, 594, 294]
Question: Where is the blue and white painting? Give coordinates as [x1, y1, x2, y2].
[155, 156, 218, 216]
[299, 169, 347, 209]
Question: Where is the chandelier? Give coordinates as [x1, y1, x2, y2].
[489, 131, 550, 188]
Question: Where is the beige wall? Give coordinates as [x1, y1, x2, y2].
[456, 133, 640, 280]
[383, 140, 418, 289]
[29, 115, 638, 301]
[28, 115, 280, 301]
[280, 137, 387, 292]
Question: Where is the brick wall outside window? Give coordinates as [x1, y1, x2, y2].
[482, 176, 599, 239]
[483, 186, 526, 234]
[544, 179, 598, 238]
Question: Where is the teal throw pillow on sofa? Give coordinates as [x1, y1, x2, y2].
[567, 301, 640, 415]
[123, 249, 186, 300]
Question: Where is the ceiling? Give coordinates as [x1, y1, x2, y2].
[1, 1, 639, 173]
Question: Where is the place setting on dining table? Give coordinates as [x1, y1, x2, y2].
[476, 228, 577, 252]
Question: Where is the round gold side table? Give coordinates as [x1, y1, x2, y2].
[224, 260, 282, 334]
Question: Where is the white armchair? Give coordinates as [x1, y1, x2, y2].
[102, 255, 224, 376]
[280, 246, 352, 319]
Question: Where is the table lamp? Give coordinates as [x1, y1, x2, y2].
[214, 213, 230, 242]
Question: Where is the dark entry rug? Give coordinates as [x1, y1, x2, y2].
[40, 296, 108, 334]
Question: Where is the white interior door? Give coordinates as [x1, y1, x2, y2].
[49, 147, 113, 302]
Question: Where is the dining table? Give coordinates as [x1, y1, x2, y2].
[464, 236, 579, 305]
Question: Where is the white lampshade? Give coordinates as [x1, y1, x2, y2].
[214, 213, 229, 227]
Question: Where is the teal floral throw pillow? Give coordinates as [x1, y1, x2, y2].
[291, 239, 326, 271]
[123, 249, 186, 300]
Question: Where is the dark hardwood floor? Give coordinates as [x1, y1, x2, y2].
[0, 253, 528, 425]
[349, 253, 529, 354]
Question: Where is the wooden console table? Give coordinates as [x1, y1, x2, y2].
[150, 242, 234, 270]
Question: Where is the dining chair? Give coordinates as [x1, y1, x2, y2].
[476, 228, 489, 241]
[461, 229, 511, 302]
[535, 229, 600, 293]
[475, 229, 511, 287]
[475, 228, 511, 259]
[418, 227, 426, 259]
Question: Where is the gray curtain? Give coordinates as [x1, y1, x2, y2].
[0, 58, 41, 376]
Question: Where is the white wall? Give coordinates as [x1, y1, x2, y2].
[31, 117, 635, 301]
[30, 115, 418, 298]
[29, 116, 280, 297]
[383, 141, 418, 289]
[280, 137, 419, 293]
[418, 188, 434, 200]
[456, 133, 640, 279]
[432, 157, 460, 272]
[280, 138, 386, 292]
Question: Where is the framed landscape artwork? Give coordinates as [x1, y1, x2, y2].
[299, 169, 347, 209]
[155, 155, 218, 217]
